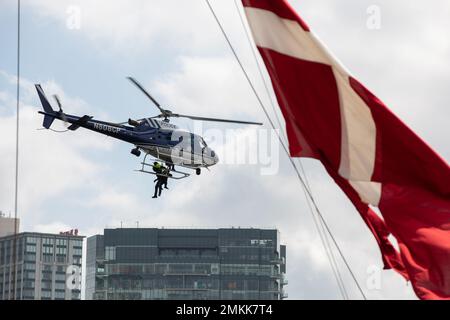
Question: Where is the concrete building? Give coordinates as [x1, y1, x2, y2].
[0, 232, 84, 300]
[0, 212, 20, 238]
[86, 228, 287, 300]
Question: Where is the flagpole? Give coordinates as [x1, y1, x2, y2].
[11, 0, 21, 300]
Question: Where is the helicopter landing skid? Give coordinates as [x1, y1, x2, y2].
[135, 154, 190, 180]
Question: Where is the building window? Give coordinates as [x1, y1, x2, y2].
[42, 272, 52, 281]
[71, 290, 80, 300]
[43, 238, 54, 245]
[24, 253, 36, 261]
[43, 264, 53, 272]
[23, 289, 34, 299]
[73, 256, 82, 265]
[42, 245, 53, 254]
[41, 280, 52, 290]
[55, 273, 66, 282]
[26, 237, 37, 244]
[41, 289, 52, 299]
[226, 281, 237, 290]
[73, 240, 83, 247]
[55, 282, 66, 290]
[56, 246, 67, 255]
[23, 280, 35, 289]
[56, 238, 67, 246]
[211, 264, 220, 274]
[72, 247, 82, 256]
[24, 263, 36, 271]
[54, 290, 65, 300]
[105, 247, 116, 261]
[43, 254, 53, 263]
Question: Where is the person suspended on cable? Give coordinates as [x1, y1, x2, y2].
[152, 161, 162, 174]
[161, 166, 172, 190]
[162, 162, 174, 189]
[165, 161, 175, 171]
[152, 162, 164, 198]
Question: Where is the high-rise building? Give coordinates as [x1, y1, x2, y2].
[86, 228, 287, 300]
[0, 212, 20, 238]
[85, 234, 104, 300]
[0, 232, 84, 300]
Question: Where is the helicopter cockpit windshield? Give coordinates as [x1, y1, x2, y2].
[194, 134, 217, 162]
[200, 137, 207, 148]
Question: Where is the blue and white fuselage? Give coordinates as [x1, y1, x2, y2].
[36, 84, 218, 170]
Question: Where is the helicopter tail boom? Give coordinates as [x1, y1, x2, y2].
[35, 84, 56, 129]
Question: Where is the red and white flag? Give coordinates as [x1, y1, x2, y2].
[242, 0, 450, 299]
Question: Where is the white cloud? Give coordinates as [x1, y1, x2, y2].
[25, 0, 229, 55]
[0, 71, 114, 229]
[32, 221, 73, 234]
[152, 56, 259, 118]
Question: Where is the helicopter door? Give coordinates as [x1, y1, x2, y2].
[191, 133, 204, 166]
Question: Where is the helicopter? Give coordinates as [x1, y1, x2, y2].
[36, 77, 262, 179]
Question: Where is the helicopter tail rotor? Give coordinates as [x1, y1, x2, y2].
[53, 94, 69, 128]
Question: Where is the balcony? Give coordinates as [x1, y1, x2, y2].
[165, 287, 210, 291]
[281, 273, 288, 285]
[163, 272, 211, 276]
[269, 257, 285, 265]
[269, 273, 282, 279]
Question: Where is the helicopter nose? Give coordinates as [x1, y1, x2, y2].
[210, 149, 219, 165]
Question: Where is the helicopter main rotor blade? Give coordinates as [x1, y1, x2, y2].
[168, 113, 263, 126]
[127, 77, 167, 115]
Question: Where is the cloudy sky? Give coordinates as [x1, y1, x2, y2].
[0, 0, 449, 300]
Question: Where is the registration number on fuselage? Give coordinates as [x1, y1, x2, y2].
[93, 123, 121, 133]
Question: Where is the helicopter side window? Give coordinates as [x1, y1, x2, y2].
[191, 135, 204, 154]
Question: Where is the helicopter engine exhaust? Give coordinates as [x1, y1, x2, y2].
[128, 118, 140, 127]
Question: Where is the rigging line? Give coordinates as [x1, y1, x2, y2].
[292, 159, 350, 298]
[299, 167, 349, 299]
[233, 0, 349, 300]
[205, 0, 366, 300]
[12, 0, 21, 301]
[299, 175, 348, 299]
[232, 0, 288, 143]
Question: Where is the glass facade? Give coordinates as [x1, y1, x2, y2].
[87, 228, 287, 300]
[0, 232, 84, 300]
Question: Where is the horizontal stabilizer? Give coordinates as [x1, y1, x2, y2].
[68, 115, 93, 131]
